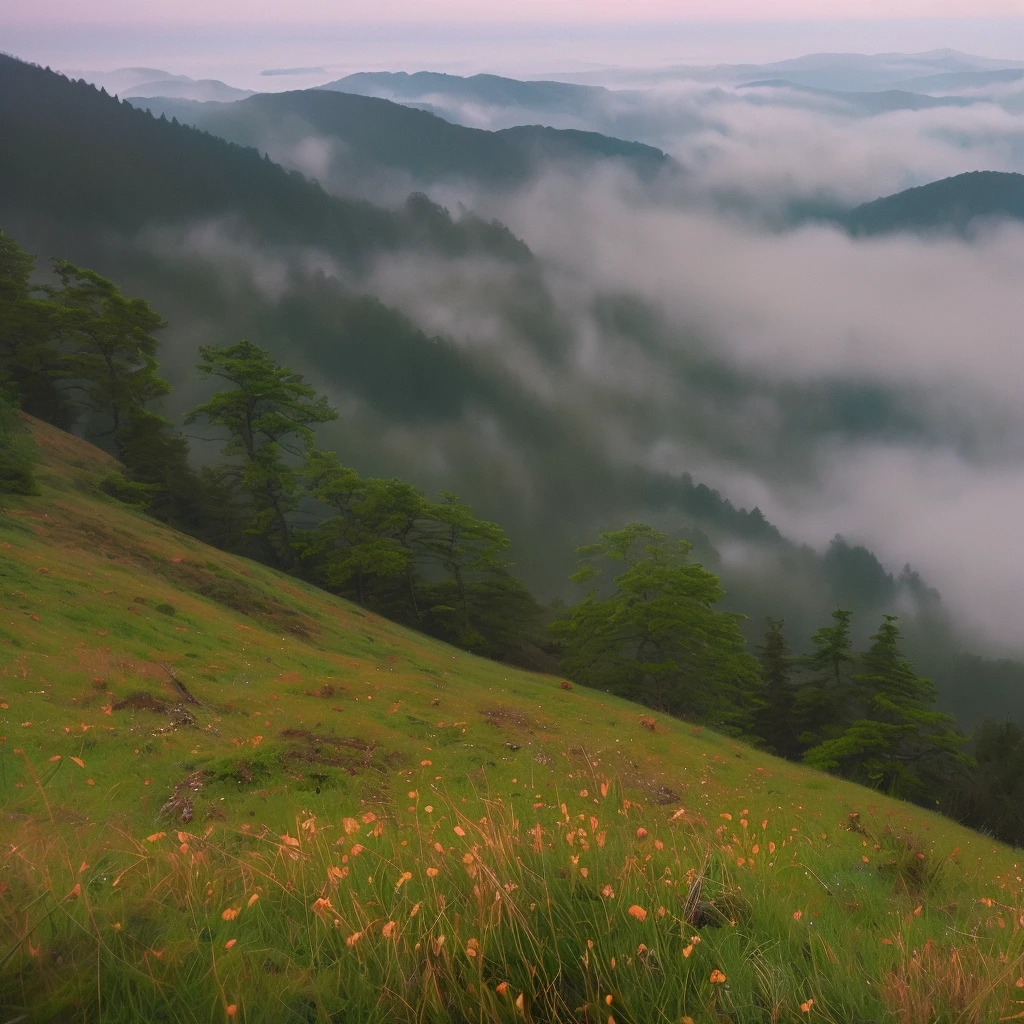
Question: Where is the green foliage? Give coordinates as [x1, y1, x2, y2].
[0, 231, 171, 441]
[298, 450, 546, 664]
[803, 615, 970, 802]
[949, 718, 1024, 846]
[47, 260, 169, 437]
[753, 618, 799, 758]
[0, 387, 38, 498]
[187, 340, 338, 566]
[793, 608, 855, 747]
[553, 523, 763, 735]
[0, 230, 72, 427]
[98, 469, 156, 510]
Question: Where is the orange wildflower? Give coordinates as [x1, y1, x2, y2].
[221, 907, 240, 921]
[426, 867, 439, 877]
[628, 905, 647, 921]
[710, 969, 727, 984]
[346, 931, 363, 947]
[602, 884, 615, 898]
[454, 826, 466, 837]
[382, 921, 397, 938]
[801, 998, 814, 1013]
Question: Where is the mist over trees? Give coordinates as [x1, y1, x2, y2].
[6, 225, 1024, 845]
[5, 49, 1024, 844]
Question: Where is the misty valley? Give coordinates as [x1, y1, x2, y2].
[4, 34, 1024, 1024]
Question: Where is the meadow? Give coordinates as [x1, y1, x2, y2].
[3, 419, 1024, 1023]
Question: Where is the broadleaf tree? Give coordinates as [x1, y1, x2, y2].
[553, 523, 763, 735]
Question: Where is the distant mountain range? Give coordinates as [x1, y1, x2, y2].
[127, 89, 671, 191]
[320, 70, 607, 114]
[6, 54, 1024, 721]
[738, 80, 977, 114]
[889, 68, 1024, 93]
[554, 48, 1024, 92]
[316, 70, 618, 133]
[61, 66, 253, 102]
[846, 171, 1024, 236]
[5, 57, 536, 259]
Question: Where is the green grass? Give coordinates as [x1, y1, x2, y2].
[3, 418, 1024, 1023]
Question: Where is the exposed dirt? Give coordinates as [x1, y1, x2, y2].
[160, 769, 212, 823]
[278, 728, 401, 775]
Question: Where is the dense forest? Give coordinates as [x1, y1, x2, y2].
[3, 226, 1023, 848]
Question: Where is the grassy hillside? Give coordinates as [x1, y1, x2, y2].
[3, 419, 1024, 1023]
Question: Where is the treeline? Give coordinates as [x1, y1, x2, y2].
[1, 229, 1021, 845]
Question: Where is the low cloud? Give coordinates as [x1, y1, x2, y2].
[131, 78, 1024, 649]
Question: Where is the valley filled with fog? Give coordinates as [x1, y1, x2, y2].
[6, 46, 1024, 718]
[113, 52, 1024, 651]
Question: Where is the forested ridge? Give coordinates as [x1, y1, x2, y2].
[3, 225, 1023, 848]
[126, 89, 670, 190]
[0, 53, 529, 264]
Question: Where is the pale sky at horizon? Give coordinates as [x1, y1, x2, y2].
[6, 0, 1024, 23]
[6, 4, 1024, 84]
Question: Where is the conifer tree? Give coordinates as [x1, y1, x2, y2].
[187, 340, 337, 566]
[0, 386, 37, 498]
[0, 232, 71, 427]
[553, 523, 762, 735]
[49, 261, 170, 437]
[793, 608, 855, 748]
[803, 615, 969, 800]
[754, 618, 799, 758]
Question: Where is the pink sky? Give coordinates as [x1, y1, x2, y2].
[10, 0, 1024, 24]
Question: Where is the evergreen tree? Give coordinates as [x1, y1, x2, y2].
[947, 719, 1024, 847]
[0, 386, 38, 498]
[186, 341, 337, 566]
[793, 608, 855, 748]
[0, 232, 72, 427]
[754, 618, 800, 758]
[48, 261, 170, 437]
[299, 449, 425, 611]
[803, 615, 969, 801]
[553, 523, 762, 735]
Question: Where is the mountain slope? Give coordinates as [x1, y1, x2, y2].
[121, 77, 254, 102]
[127, 89, 670, 190]
[0, 55, 528, 264]
[3, 417, 1024, 1022]
[891, 68, 1024, 93]
[847, 170, 1024, 235]
[320, 70, 608, 115]
[739, 79, 977, 114]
